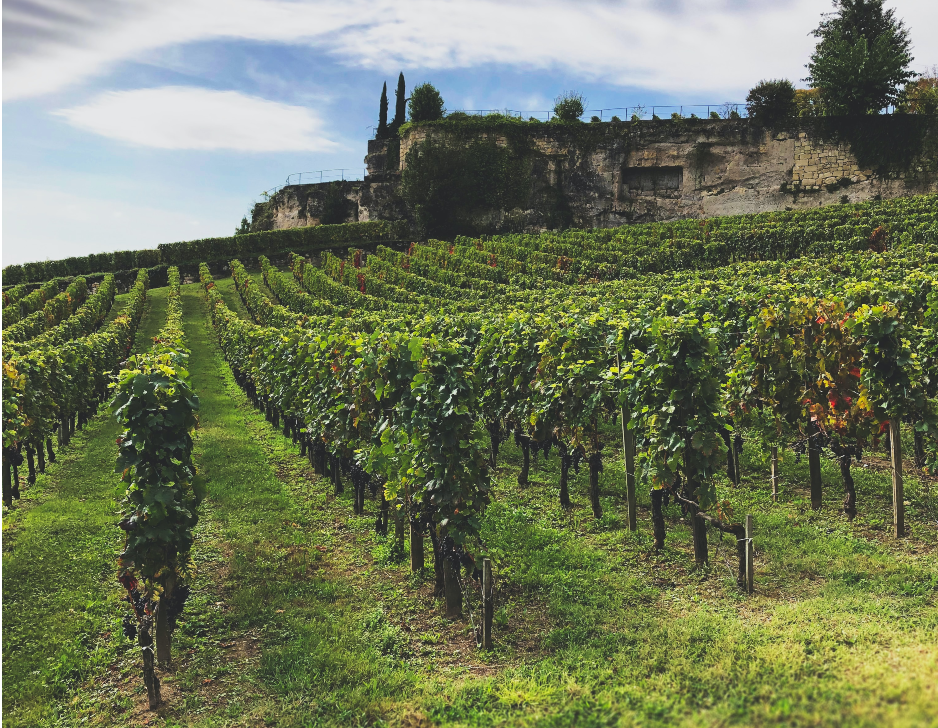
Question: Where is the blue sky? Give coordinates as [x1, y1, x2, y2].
[3, 0, 936, 266]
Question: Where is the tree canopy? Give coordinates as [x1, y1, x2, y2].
[805, 0, 915, 115]
[408, 83, 446, 123]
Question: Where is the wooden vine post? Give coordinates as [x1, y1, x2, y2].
[808, 421, 823, 510]
[617, 354, 637, 532]
[692, 512, 708, 567]
[745, 514, 754, 595]
[770, 446, 780, 502]
[890, 419, 904, 538]
[482, 557, 493, 649]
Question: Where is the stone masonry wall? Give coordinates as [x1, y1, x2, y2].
[791, 132, 871, 189]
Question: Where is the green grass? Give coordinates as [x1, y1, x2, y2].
[3, 280, 937, 727]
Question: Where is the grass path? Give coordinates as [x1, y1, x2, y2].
[1, 286, 169, 726]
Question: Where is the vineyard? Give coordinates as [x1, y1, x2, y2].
[3, 193, 938, 727]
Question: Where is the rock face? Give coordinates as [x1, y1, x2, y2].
[257, 117, 937, 233]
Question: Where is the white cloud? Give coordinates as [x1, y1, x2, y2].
[1, 186, 240, 266]
[53, 86, 338, 151]
[7, 0, 936, 102]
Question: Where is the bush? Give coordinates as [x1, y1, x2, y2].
[553, 91, 586, 122]
[408, 83, 445, 123]
[898, 69, 938, 115]
[590, 115, 601, 123]
[710, 111, 721, 119]
[795, 88, 826, 117]
[746, 79, 798, 126]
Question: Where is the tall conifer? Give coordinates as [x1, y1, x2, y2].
[391, 72, 406, 131]
[377, 82, 389, 139]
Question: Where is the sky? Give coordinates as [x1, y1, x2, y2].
[3, 0, 936, 267]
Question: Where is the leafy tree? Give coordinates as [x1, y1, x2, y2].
[234, 216, 251, 235]
[805, 0, 916, 115]
[552, 91, 586, 122]
[746, 79, 798, 125]
[408, 83, 446, 123]
[376, 81, 390, 139]
[391, 72, 407, 131]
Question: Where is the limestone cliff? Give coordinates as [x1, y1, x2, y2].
[253, 116, 937, 236]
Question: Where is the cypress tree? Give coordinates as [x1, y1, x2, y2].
[377, 82, 389, 139]
[391, 72, 406, 131]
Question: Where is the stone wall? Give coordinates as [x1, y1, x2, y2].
[256, 117, 937, 234]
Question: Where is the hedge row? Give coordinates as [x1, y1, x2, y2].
[2, 220, 410, 286]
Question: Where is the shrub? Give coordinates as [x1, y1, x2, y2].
[710, 111, 721, 119]
[610, 115, 622, 123]
[795, 88, 826, 117]
[553, 91, 586, 122]
[746, 79, 798, 126]
[898, 69, 938, 115]
[671, 112, 683, 120]
[408, 83, 445, 123]
[590, 115, 601, 123]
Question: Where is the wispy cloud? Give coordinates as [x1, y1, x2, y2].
[53, 86, 338, 151]
[8, 0, 934, 102]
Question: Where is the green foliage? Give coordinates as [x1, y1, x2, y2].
[2, 221, 409, 284]
[113, 268, 202, 590]
[408, 83, 445, 123]
[806, 0, 916, 115]
[746, 79, 798, 126]
[319, 182, 350, 225]
[552, 91, 586, 122]
[400, 138, 532, 239]
[3, 269, 149, 460]
[234, 216, 251, 236]
[630, 315, 727, 507]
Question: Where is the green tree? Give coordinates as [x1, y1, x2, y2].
[234, 216, 251, 235]
[391, 72, 407, 131]
[746, 79, 798, 125]
[408, 82, 445, 123]
[805, 0, 916, 115]
[552, 91, 586, 121]
[376, 81, 390, 139]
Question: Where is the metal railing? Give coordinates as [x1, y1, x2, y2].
[261, 168, 369, 197]
[367, 103, 750, 136]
